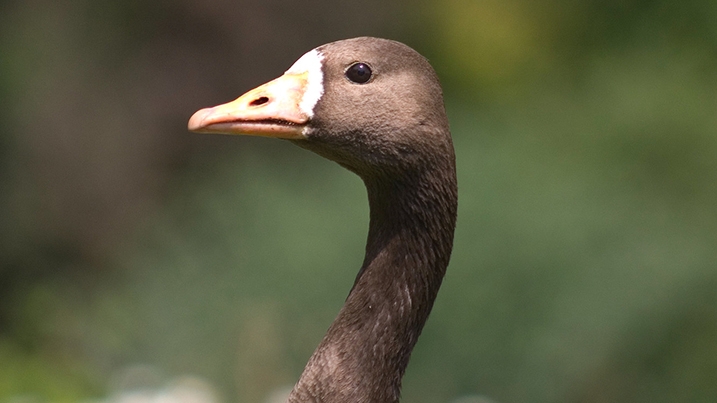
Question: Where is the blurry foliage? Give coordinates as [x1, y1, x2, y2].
[1, 0, 716, 402]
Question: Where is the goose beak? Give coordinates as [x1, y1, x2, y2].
[188, 71, 310, 139]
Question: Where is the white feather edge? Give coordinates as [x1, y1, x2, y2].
[285, 49, 325, 120]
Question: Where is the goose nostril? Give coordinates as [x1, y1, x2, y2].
[250, 96, 269, 107]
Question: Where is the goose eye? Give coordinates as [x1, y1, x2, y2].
[345, 63, 372, 84]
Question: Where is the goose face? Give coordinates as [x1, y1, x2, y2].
[188, 37, 450, 175]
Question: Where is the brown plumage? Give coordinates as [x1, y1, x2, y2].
[189, 37, 457, 403]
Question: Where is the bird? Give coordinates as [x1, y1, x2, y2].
[188, 37, 457, 403]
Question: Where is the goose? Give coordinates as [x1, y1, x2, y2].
[188, 36, 457, 403]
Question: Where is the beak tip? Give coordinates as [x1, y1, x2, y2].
[188, 108, 210, 132]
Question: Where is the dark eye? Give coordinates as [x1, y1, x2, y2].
[345, 62, 372, 84]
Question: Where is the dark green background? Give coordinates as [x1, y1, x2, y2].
[1, 0, 716, 402]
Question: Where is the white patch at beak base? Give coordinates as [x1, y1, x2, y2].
[285, 49, 325, 120]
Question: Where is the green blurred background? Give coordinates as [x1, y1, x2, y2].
[1, 0, 716, 402]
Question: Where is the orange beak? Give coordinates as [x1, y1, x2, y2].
[188, 71, 311, 139]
